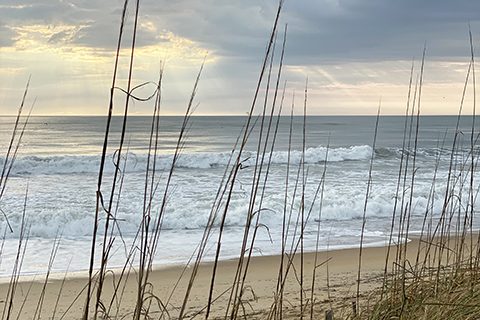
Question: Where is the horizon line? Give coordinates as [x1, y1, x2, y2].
[1, 113, 479, 117]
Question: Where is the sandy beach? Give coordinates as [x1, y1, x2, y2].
[1, 237, 434, 319]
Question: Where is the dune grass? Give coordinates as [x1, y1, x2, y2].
[352, 28, 479, 320]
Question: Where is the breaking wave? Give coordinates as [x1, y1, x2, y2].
[3, 145, 375, 175]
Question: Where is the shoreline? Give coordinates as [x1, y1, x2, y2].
[3, 233, 473, 319]
[0, 235, 406, 282]
[1, 236, 430, 319]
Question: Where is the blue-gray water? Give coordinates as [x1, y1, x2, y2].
[0, 115, 478, 275]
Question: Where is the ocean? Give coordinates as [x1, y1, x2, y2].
[0, 115, 478, 276]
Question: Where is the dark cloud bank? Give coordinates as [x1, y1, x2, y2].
[1, 0, 480, 63]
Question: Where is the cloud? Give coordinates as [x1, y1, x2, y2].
[1, 0, 479, 115]
[1, 0, 479, 61]
[119, 0, 480, 62]
[0, 24, 17, 47]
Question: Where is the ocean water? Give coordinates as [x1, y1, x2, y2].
[0, 115, 478, 276]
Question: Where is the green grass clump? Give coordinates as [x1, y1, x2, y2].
[360, 264, 480, 320]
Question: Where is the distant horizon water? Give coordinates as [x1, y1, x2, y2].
[1, 114, 479, 117]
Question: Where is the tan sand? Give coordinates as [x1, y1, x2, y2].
[0, 237, 455, 319]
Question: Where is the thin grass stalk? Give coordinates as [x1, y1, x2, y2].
[51, 259, 72, 320]
[0, 98, 34, 212]
[429, 49, 472, 286]
[134, 64, 164, 320]
[234, 84, 286, 319]
[286, 164, 303, 250]
[234, 25, 288, 317]
[195, 119, 264, 318]
[395, 71, 419, 267]
[59, 282, 90, 320]
[0, 77, 30, 200]
[356, 103, 381, 311]
[137, 71, 205, 318]
[83, 0, 129, 317]
[0, 226, 7, 268]
[3, 102, 34, 200]
[95, 145, 133, 314]
[33, 232, 62, 320]
[276, 149, 332, 319]
[228, 32, 281, 320]
[467, 26, 476, 273]
[147, 59, 205, 263]
[1, 186, 28, 320]
[381, 59, 414, 296]
[446, 132, 468, 268]
[453, 138, 471, 267]
[197, 3, 284, 318]
[277, 179, 325, 317]
[438, 159, 462, 272]
[0, 95, 25, 185]
[109, 249, 137, 318]
[285, 124, 303, 259]
[100, 61, 163, 320]
[190, 124, 247, 319]
[270, 96, 294, 320]
[10, 230, 30, 320]
[105, 146, 136, 317]
[416, 132, 447, 273]
[257, 82, 287, 320]
[13, 275, 36, 320]
[393, 74, 419, 295]
[142, 65, 164, 253]
[223, 5, 284, 314]
[276, 149, 328, 314]
[156, 61, 205, 320]
[398, 47, 425, 316]
[94, 0, 142, 317]
[309, 139, 329, 319]
[107, 142, 133, 253]
[299, 78, 308, 320]
[282, 147, 304, 278]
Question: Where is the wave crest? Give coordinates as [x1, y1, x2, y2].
[2, 145, 374, 175]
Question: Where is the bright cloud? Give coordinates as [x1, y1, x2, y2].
[0, 0, 479, 115]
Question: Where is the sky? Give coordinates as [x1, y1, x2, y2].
[1, 0, 480, 116]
